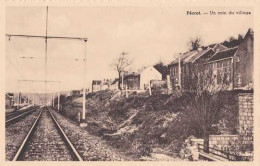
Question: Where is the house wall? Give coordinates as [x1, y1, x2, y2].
[209, 135, 238, 150]
[92, 84, 101, 92]
[125, 75, 140, 90]
[238, 93, 253, 144]
[233, 34, 254, 89]
[207, 92, 253, 158]
[5, 97, 11, 108]
[101, 84, 109, 90]
[140, 67, 162, 90]
[109, 82, 119, 90]
[169, 64, 180, 90]
[205, 58, 233, 91]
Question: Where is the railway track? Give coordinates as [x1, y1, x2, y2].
[12, 107, 83, 161]
[6, 107, 39, 125]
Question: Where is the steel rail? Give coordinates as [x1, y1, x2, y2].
[48, 108, 83, 161]
[12, 108, 43, 161]
[5, 107, 36, 118]
[6, 108, 38, 125]
[5, 111, 19, 117]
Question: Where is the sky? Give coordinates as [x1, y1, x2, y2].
[6, 6, 253, 93]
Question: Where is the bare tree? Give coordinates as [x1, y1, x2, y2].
[187, 36, 202, 51]
[111, 52, 133, 90]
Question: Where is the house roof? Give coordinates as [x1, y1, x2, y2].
[6, 93, 11, 99]
[183, 48, 213, 63]
[245, 28, 254, 39]
[208, 47, 238, 62]
[92, 80, 102, 85]
[169, 50, 198, 66]
[125, 72, 140, 78]
[153, 64, 169, 76]
[211, 43, 228, 52]
[111, 78, 119, 85]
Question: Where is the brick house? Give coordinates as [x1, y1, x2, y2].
[124, 73, 140, 90]
[168, 50, 197, 90]
[206, 47, 238, 91]
[92, 80, 102, 92]
[168, 43, 227, 91]
[233, 28, 254, 90]
[205, 28, 254, 91]
[123, 66, 163, 90]
[5, 93, 14, 108]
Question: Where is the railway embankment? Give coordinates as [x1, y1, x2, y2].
[59, 90, 239, 160]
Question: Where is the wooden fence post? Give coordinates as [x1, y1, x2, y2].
[149, 80, 152, 96]
[126, 83, 128, 98]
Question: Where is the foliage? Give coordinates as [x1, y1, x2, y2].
[111, 52, 133, 90]
[181, 91, 238, 151]
[59, 90, 239, 159]
[221, 34, 244, 48]
[187, 36, 202, 51]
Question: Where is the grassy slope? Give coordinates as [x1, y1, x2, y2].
[60, 90, 238, 160]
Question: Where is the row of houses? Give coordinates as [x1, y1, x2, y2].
[91, 65, 167, 92]
[5, 93, 14, 108]
[92, 28, 253, 93]
[5, 92, 30, 108]
[169, 28, 253, 92]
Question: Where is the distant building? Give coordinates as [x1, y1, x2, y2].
[5, 93, 14, 108]
[124, 73, 140, 90]
[168, 28, 254, 92]
[101, 79, 110, 90]
[109, 78, 119, 90]
[233, 28, 254, 90]
[124, 66, 163, 90]
[206, 28, 254, 91]
[206, 47, 238, 90]
[153, 63, 169, 80]
[92, 80, 102, 92]
[168, 50, 198, 90]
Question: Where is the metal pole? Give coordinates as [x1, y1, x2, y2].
[58, 82, 60, 110]
[17, 81, 20, 109]
[122, 72, 124, 89]
[178, 54, 181, 90]
[45, 6, 48, 106]
[149, 80, 152, 96]
[33, 92, 35, 106]
[126, 82, 128, 98]
[52, 92, 54, 107]
[82, 39, 87, 120]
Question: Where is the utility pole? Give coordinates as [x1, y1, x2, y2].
[17, 80, 20, 109]
[58, 81, 60, 110]
[82, 39, 88, 121]
[45, 6, 48, 106]
[178, 53, 182, 90]
[121, 72, 124, 90]
[6, 6, 88, 110]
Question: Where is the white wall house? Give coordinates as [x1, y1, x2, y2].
[139, 66, 162, 90]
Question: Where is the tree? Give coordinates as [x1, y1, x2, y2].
[182, 91, 235, 152]
[111, 52, 133, 90]
[187, 36, 202, 51]
[153, 61, 168, 80]
[221, 34, 244, 48]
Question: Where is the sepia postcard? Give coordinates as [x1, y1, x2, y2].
[0, 0, 259, 165]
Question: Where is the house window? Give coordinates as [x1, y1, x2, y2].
[217, 61, 222, 68]
[226, 59, 230, 67]
[217, 71, 222, 84]
[236, 55, 240, 62]
[237, 73, 242, 87]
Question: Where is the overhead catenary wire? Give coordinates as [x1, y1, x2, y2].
[6, 6, 88, 120]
